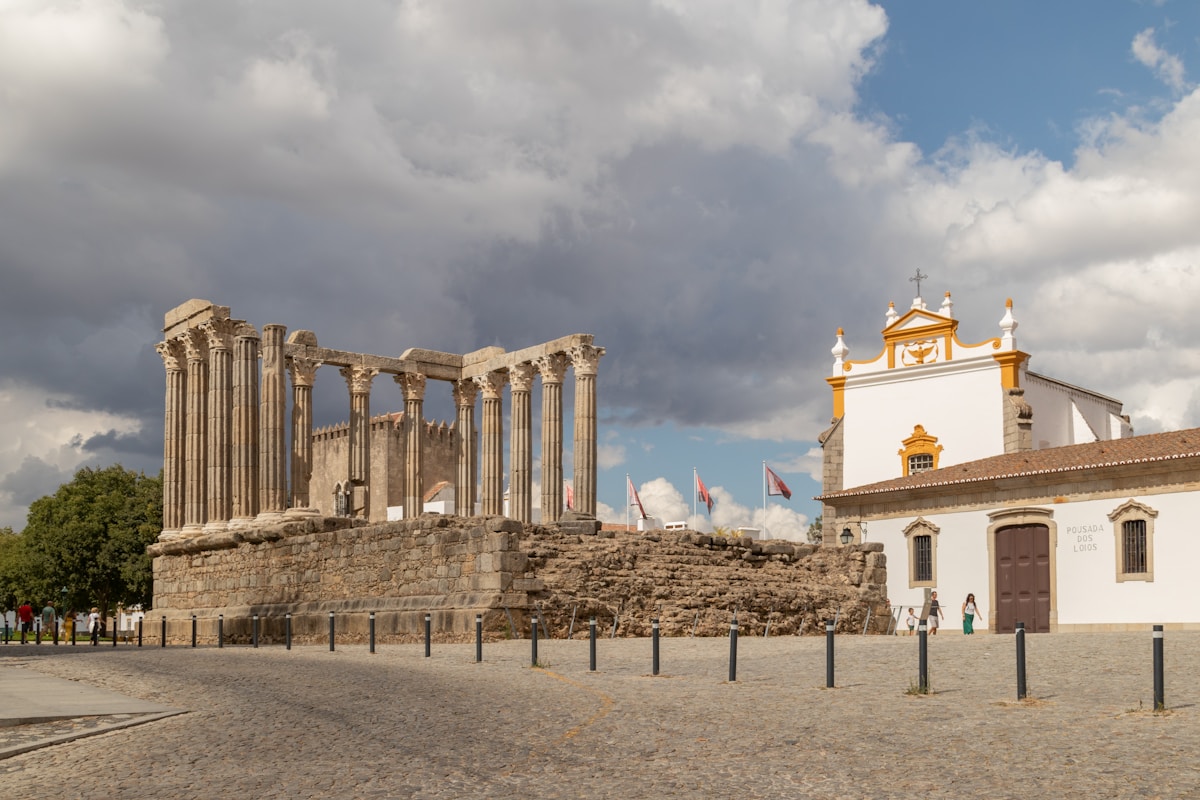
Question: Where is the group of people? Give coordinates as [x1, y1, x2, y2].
[11, 602, 105, 644]
[903, 592, 984, 635]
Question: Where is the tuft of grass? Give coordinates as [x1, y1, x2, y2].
[904, 679, 933, 696]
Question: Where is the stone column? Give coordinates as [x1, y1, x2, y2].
[508, 363, 535, 524]
[341, 365, 379, 519]
[536, 353, 569, 524]
[182, 328, 209, 534]
[156, 339, 186, 539]
[569, 344, 605, 517]
[396, 373, 427, 520]
[204, 320, 234, 531]
[452, 379, 478, 517]
[288, 356, 322, 513]
[257, 324, 288, 523]
[230, 327, 260, 526]
[475, 371, 507, 516]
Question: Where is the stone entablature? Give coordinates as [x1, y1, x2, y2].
[156, 299, 605, 539]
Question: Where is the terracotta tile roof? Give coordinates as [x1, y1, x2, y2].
[817, 427, 1200, 501]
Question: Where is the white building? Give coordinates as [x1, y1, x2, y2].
[818, 291, 1193, 633]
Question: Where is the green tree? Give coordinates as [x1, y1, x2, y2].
[20, 465, 162, 616]
[0, 526, 26, 612]
[806, 515, 823, 544]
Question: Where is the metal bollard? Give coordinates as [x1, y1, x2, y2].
[826, 619, 836, 688]
[729, 615, 739, 682]
[253, 614, 259, 649]
[218, 614, 224, 648]
[328, 612, 335, 652]
[1015, 622, 1027, 700]
[369, 612, 376, 654]
[285, 613, 292, 650]
[36, 619, 41, 645]
[424, 613, 431, 658]
[531, 615, 539, 667]
[161, 616, 167, 648]
[475, 614, 483, 663]
[54, 620, 60, 646]
[589, 617, 597, 672]
[137, 619, 143, 647]
[191, 614, 197, 648]
[112, 615, 117, 647]
[652, 618, 660, 676]
[918, 620, 929, 693]
[1153, 624, 1165, 711]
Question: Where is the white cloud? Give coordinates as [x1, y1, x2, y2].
[1132, 28, 1187, 92]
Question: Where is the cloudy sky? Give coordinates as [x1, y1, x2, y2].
[2, 0, 1199, 539]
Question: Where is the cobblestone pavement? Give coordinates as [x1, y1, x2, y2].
[1, 631, 1196, 799]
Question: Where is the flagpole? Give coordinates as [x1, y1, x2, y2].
[692, 467, 697, 521]
[626, 473, 630, 532]
[762, 461, 767, 516]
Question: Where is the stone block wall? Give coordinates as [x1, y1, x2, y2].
[519, 527, 889, 637]
[147, 516, 889, 644]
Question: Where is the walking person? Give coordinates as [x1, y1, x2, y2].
[928, 591, 943, 635]
[17, 601, 34, 644]
[88, 607, 102, 646]
[962, 593, 983, 635]
[41, 602, 57, 643]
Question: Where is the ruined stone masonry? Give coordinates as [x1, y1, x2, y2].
[146, 513, 889, 644]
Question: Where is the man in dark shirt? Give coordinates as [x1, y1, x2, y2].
[928, 591, 943, 635]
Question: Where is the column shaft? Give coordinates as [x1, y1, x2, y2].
[289, 358, 321, 510]
[182, 330, 208, 533]
[453, 380, 478, 517]
[396, 373, 427, 520]
[258, 324, 288, 521]
[537, 354, 568, 523]
[570, 344, 604, 517]
[509, 363, 534, 524]
[231, 331, 260, 523]
[205, 323, 233, 530]
[477, 372, 507, 516]
[341, 366, 378, 519]
[157, 340, 186, 536]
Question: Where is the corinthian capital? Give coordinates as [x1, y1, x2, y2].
[534, 353, 569, 384]
[508, 362, 535, 392]
[201, 318, 236, 352]
[568, 344, 605, 376]
[473, 370, 508, 400]
[394, 372, 427, 401]
[340, 365, 379, 395]
[156, 339, 185, 372]
[452, 378, 478, 408]
[182, 328, 209, 363]
[288, 357, 323, 388]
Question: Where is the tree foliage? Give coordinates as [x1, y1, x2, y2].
[6, 465, 162, 615]
[806, 515, 823, 544]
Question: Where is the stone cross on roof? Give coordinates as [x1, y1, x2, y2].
[909, 268, 929, 298]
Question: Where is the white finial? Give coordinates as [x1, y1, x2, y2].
[999, 297, 1017, 349]
[939, 291, 954, 318]
[911, 295, 926, 311]
[831, 327, 849, 375]
[885, 302, 898, 327]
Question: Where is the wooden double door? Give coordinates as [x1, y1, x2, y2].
[994, 524, 1051, 633]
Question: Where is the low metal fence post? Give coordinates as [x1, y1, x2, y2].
[1153, 624, 1165, 711]
[369, 612, 376, 654]
[826, 619, 836, 688]
[652, 618, 660, 676]
[728, 614, 738, 682]
[531, 615, 539, 667]
[1015, 622, 1027, 700]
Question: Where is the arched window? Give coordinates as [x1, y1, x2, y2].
[902, 518, 939, 588]
[1108, 500, 1157, 583]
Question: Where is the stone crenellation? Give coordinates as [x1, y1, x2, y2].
[147, 515, 889, 644]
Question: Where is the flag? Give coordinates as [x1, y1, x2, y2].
[765, 465, 792, 500]
[628, 476, 647, 519]
[696, 473, 714, 514]
[564, 480, 574, 511]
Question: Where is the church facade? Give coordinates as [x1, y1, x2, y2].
[818, 291, 1198, 632]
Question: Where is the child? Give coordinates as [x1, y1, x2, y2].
[906, 608, 917, 635]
